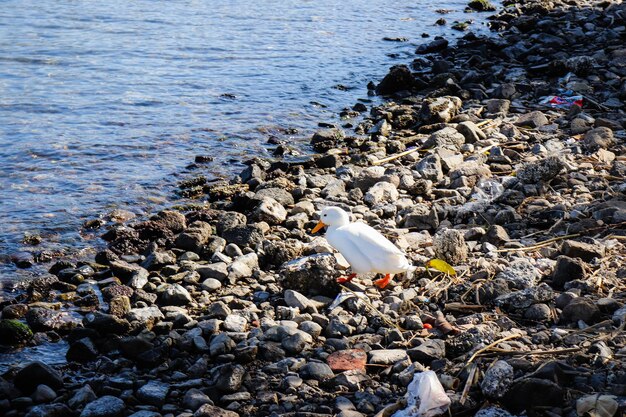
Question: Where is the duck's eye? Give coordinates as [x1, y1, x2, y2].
[323, 214, 327, 217]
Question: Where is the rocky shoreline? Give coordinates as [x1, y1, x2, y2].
[2, 1, 626, 416]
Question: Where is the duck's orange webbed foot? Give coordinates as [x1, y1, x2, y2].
[374, 273, 392, 289]
[337, 273, 357, 284]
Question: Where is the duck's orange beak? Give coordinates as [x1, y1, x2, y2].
[311, 220, 326, 234]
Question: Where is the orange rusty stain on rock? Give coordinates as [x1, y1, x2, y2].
[326, 349, 367, 372]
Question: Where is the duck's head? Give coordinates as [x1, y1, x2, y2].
[311, 207, 350, 233]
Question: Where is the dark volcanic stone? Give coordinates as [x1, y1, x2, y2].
[24, 404, 73, 417]
[80, 396, 124, 417]
[136, 380, 169, 406]
[214, 364, 245, 393]
[416, 38, 448, 54]
[561, 240, 605, 262]
[376, 65, 415, 95]
[310, 128, 345, 152]
[84, 312, 131, 335]
[515, 111, 549, 128]
[551, 256, 585, 289]
[66, 338, 99, 363]
[502, 378, 563, 414]
[221, 225, 264, 248]
[561, 297, 600, 324]
[15, 362, 64, 394]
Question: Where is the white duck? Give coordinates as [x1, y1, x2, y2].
[311, 206, 414, 288]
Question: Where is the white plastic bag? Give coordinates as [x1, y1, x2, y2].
[392, 371, 451, 417]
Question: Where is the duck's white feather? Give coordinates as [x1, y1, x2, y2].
[326, 221, 412, 275]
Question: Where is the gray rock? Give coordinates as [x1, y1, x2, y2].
[456, 121, 486, 143]
[517, 156, 564, 184]
[24, 404, 73, 417]
[419, 96, 462, 124]
[214, 364, 245, 392]
[210, 333, 235, 356]
[486, 99, 510, 115]
[368, 349, 408, 365]
[254, 187, 294, 206]
[14, 362, 64, 394]
[252, 197, 287, 225]
[561, 297, 600, 324]
[376, 64, 415, 95]
[175, 221, 212, 252]
[483, 225, 509, 245]
[300, 362, 335, 381]
[423, 127, 465, 150]
[128, 268, 149, 289]
[201, 278, 222, 291]
[311, 128, 345, 152]
[263, 239, 305, 267]
[32, 384, 57, 403]
[400, 204, 439, 229]
[127, 412, 162, 417]
[583, 127, 615, 152]
[524, 303, 552, 322]
[215, 211, 247, 235]
[475, 407, 515, 417]
[299, 320, 323, 338]
[182, 388, 213, 411]
[612, 306, 626, 324]
[136, 380, 169, 406]
[193, 404, 239, 417]
[408, 339, 445, 363]
[196, 262, 229, 281]
[66, 337, 98, 363]
[141, 250, 176, 270]
[322, 178, 346, 198]
[496, 259, 541, 289]
[433, 229, 467, 265]
[515, 111, 549, 128]
[279, 253, 340, 296]
[221, 225, 265, 248]
[159, 283, 193, 306]
[551, 256, 585, 289]
[223, 314, 247, 332]
[414, 154, 444, 182]
[80, 396, 125, 417]
[285, 289, 315, 312]
[353, 166, 386, 191]
[555, 292, 577, 309]
[282, 331, 310, 354]
[26, 308, 80, 332]
[495, 284, 554, 310]
[364, 181, 399, 206]
[127, 306, 164, 323]
[68, 385, 97, 409]
[561, 240, 605, 262]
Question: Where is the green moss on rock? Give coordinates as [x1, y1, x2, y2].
[468, 0, 496, 11]
[0, 319, 34, 345]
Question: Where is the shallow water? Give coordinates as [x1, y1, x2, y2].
[0, 1, 494, 289]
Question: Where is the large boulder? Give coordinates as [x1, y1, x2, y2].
[14, 362, 64, 394]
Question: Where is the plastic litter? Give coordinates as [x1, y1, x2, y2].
[392, 371, 451, 417]
[328, 290, 367, 310]
[540, 94, 583, 109]
[457, 178, 504, 217]
[576, 394, 618, 417]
